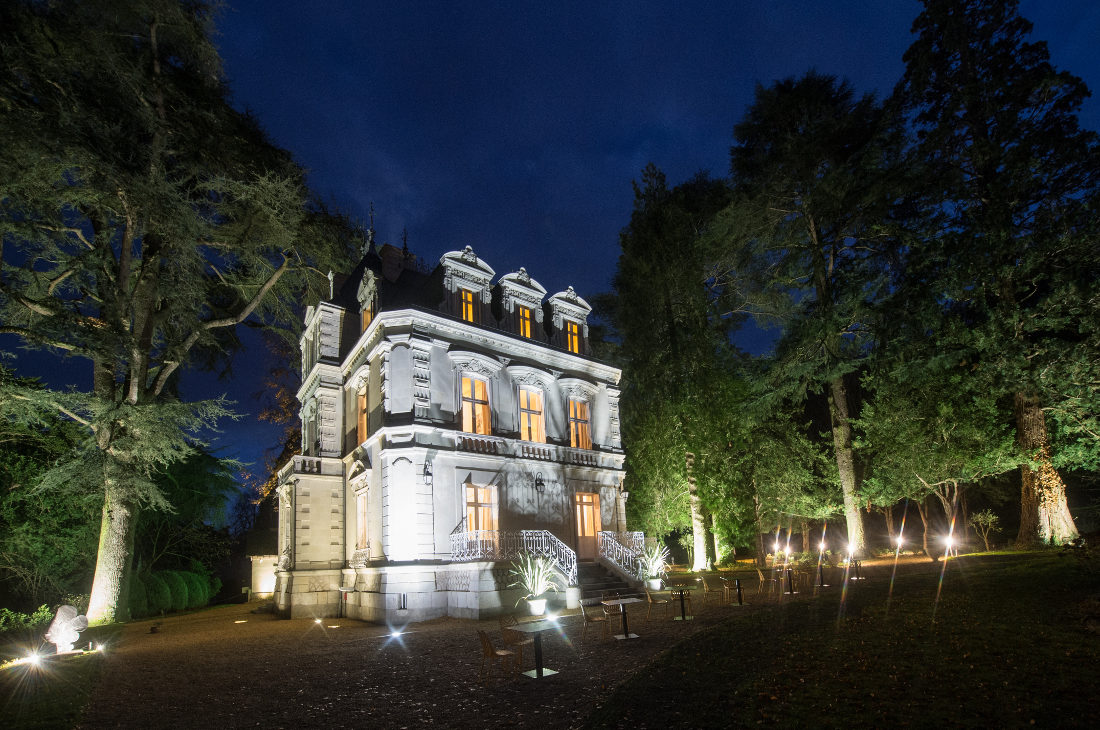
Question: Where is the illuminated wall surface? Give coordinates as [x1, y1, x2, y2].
[272, 245, 628, 622]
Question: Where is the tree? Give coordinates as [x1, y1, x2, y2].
[0, 0, 350, 622]
[711, 72, 903, 555]
[609, 166, 735, 570]
[893, 0, 1100, 545]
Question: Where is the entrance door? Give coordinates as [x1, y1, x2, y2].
[574, 493, 601, 560]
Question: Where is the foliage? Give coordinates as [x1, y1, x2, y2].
[0, 605, 53, 635]
[0, 0, 355, 622]
[892, 0, 1100, 544]
[710, 71, 904, 554]
[0, 370, 99, 611]
[507, 553, 560, 603]
[128, 576, 149, 619]
[160, 571, 189, 613]
[638, 544, 671, 580]
[142, 572, 171, 615]
[969, 509, 1001, 552]
[180, 571, 208, 610]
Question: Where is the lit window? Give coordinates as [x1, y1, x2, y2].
[518, 387, 546, 443]
[461, 376, 491, 435]
[356, 492, 368, 550]
[357, 389, 368, 445]
[517, 306, 532, 338]
[568, 398, 591, 449]
[361, 304, 374, 332]
[565, 320, 581, 353]
[460, 289, 477, 323]
[466, 484, 497, 531]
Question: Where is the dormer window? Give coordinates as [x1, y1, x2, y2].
[517, 306, 533, 338]
[460, 289, 477, 323]
[565, 320, 581, 354]
[361, 303, 374, 332]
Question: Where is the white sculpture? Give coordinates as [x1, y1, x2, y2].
[43, 605, 89, 653]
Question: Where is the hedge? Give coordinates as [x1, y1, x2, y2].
[181, 571, 207, 610]
[143, 572, 172, 615]
[128, 574, 149, 619]
[160, 571, 189, 612]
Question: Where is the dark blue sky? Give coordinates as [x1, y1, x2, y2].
[9, 0, 1100, 476]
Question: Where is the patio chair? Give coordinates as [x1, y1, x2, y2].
[667, 585, 693, 617]
[643, 587, 672, 623]
[756, 568, 778, 598]
[580, 602, 610, 639]
[498, 613, 534, 668]
[477, 630, 515, 684]
[698, 577, 721, 608]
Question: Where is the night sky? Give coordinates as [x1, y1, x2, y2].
[8, 1, 1100, 477]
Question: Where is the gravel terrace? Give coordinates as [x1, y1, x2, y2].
[77, 582, 782, 729]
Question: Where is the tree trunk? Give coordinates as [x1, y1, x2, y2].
[800, 520, 810, 555]
[86, 481, 136, 624]
[827, 376, 865, 554]
[688, 477, 708, 572]
[710, 513, 721, 566]
[1013, 392, 1079, 546]
[752, 486, 766, 567]
[916, 498, 937, 563]
[881, 504, 895, 540]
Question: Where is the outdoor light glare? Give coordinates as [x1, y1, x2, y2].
[390, 630, 403, 638]
[896, 536, 904, 546]
[944, 536, 954, 548]
[819, 541, 826, 551]
[28, 653, 40, 666]
[314, 618, 322, 624]
[234, 620, 247, 624]
[96, 643, 105, 652]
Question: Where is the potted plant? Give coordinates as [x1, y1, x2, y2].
[508, 553, 560, 615]
[639, 544, 670, 590]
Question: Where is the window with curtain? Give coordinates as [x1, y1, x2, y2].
[568, 398, 591, 449]
[461, 376, 491, 434]
[518, 386, 546, 443]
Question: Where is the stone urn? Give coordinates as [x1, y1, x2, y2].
[526, 597, 548, 616]
[646, 578, 663, 591]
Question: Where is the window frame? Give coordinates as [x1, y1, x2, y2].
[565, 320, 581, 353]
[568, 397, 592, 449]
[460, 288, 477, 323]
[460, 375, 492, 435]
[518, 386, 546, 443]
[517, 306, 533, 338]
[465, 483, 497, 532]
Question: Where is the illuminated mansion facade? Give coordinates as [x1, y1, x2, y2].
[274, 243, 632, 622]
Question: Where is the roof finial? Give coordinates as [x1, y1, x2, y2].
[327, 270, 335, 300]
[363, 203, 376, 255]
[402, 227, 409, 255]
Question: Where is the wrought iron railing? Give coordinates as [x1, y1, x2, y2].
[598, 531, 644, 580]
[449, 529, 578, 586]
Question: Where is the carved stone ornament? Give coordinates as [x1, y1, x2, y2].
[44, 606, 88, 654]
[357, 270, 377, 310]
[461, 245, 478, 263]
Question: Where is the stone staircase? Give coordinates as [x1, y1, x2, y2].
[577, 561, 635, 605]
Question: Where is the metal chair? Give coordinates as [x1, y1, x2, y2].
[477, 630, 515, 684]
[580, 602, 610, 639]
[643, 587, 672, 622]
[698, 577, 721, 608]
[756, 568, 778, 598]
[498, 613, 534, 669]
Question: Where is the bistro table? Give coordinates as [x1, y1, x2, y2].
[668, 586, 694, 621]
[509, 618, 561, 678]
[601, 596, 643, 640]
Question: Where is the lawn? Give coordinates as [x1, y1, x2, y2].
[586, 551, 1100, 728]
[0, 623, 122, 729]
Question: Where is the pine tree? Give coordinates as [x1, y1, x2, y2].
[0, 1, 350, 622]
[713, 72, 903, 555]
[893, 0, 1100, 545]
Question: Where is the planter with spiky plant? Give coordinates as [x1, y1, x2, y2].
[508, 553, 560, 615]
[639, 544, 670, 589]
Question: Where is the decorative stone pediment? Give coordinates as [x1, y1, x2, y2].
[507, 365, 555, 389]
[558, 377, 598, 400]
[440, 246, 495, 303]
[498, 267, 547, 319]
[449, 350, 505, 378]
[548, 286, 592, 335]
[357, 269, 377, 312]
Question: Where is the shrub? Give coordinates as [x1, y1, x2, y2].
[0, 605, 53, 634]
[143, 572, 172, 615]
[181, 571, 207, 609]
[160, 571, 189, 612]
[128, 575, 149, 619]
